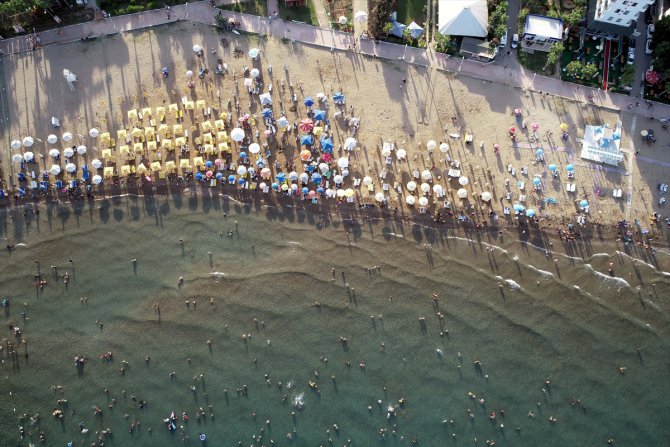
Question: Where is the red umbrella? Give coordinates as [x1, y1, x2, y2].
[646, 70, 660, 85]
[299, 118, 314, 132]
[509, 126, 516, 133]
[321, 153, 332, 162]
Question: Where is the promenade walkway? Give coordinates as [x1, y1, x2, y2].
[0, 0, 668, 121]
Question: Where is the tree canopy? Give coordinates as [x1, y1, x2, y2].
[651, 16, 670, 74]
[368, 0, 396, 39]
[0, 0, 48, 19]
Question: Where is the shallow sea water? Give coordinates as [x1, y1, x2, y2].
[1, 192, 669, 446]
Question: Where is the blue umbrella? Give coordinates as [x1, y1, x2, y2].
[311, 172, 322, 184]
[271, 182, 279, 190]
[300, 134, 314, 146]
[317, 186, 324, 194]
[526, 209, 536, 217]
[255, 158, 265, 168]
[276, 172, 287, 183]
[306, 164, 315, 173]
[228, 174, 236, 183]
[303, 97, 314, 107]
[216, 172, 223, 180]
[579, 199, 588, 208]
[262, 108, 273, 118]
[313, 110, 326, 121]
[566, 164, 574, 172]
[239, 151, 248, 159]
[237, 178, 246, 185]
[320, 137, 334, 151]
[535, 148, 544, 158]
[333, 92, 345, 104]
[301, 186, 309, 194]
[195, 172, 203, 181]
[533, 178, 541, 186]
[205, 160, 213, 168]
[548, 164, 557, 171]
[513, 204, 525, 212]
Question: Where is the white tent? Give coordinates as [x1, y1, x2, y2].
[63, 68, 77, 91]
[438, 0, 488, 38]
[407, 22, 424, 39]
[354, 11, 368, 23]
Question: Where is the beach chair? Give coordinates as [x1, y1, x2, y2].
[150, 161, 162, 172]
[103, 167, 115, 178]
[142, 107, 152, 119]
[40, 181, 48, 191]
[165, 161, 176, 172]
[215, 119, 225, 131]
[147, 141, 157, 152]
[56, 180, 64, 189]
[519, 194, 526, 202]
[136, 163, 148, 175]
[121, 165, 132, 176]
[133, 142, 144, 155]
[196, 99, 206, 111]
[517, 181, 524, 190]
[169, 103, 179, 119]
[117, 129, 128, 143]
[102, 149, 113, 160]
[179, 159, 192, 171]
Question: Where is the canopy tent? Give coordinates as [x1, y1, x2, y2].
[407, 21, 424, 38]
[438, 0, 488, 37]
[388, 21, 406, 38]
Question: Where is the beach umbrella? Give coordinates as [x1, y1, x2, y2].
[333, 92, 345, 104]
[535, 148, 544, 158]
[63, 147, 75, 158]
[640, 130, 648, 137]
[533, 177, 541, 186]
[313, 110, 326, 121]
[92, 174, 102, 185]
[228, 174, 236, 183]
[299, 172, 309, 183]
[22, 136, 34, 147]
[77, 145, 87, 155]
[23, 151, 34, 162]
[65, 162, 77, 173]
[406, 181, 417, 191]
[420, 182, 430, 193]
[645, 70, 660, 85]
[338, 15, 348, 25]
[91, 159, 103, 169]
[321, 153, 332, 163]
[237, 177, 246, 185]
[259, 92, 273, 105]
[260, 167, 272, 179]
[288, 171, 299, 182]
[311, 172, 322, 184]
[336, 189, 346, 198]
[271, 182, 279, 190]
[396, 148, 407, 159]
[11, 139, 21, 150]
[299, 149, 312, 161]
[216, 172, 224, 180]
[281, 183, 289, 192]
[230, 128, 245, 142]
[354, 11, 368, 23]
[303, 97, 314, 107]
[513, 203, 525, 212]
[49, 148, 60, 158]
[248, 48, 260, 59]
[276, 116, 289, 130]
[405, 195, 416, 205]
[363, 176, 373, 186]
[344, 137, 357, 151]
[421, 170, 432, 181]
[243, 78, 253, 87]
[195, 172, 203, 181]
[565, 164, 574, 172]
[418, 196, 429, 207]
[579, 199, 588, 208]
[514, 108, 522, 115]
[531, 122, 539, 131]
[509, 126, 516, 134]
[426, 140, 437, 151]
[337, 157, 349, 169]
[62, 132, 73, 142]
[205, 160, 213, 168]
[250, 68, 260, 79]
[261, 108, 273, 119]
[193, 44, 202, 53]
[548, 163, 557, 171]
[249, 143, 261, 154]
[12, 153, 23, 163]
[457, 188, 468, 199]
[321, 138, 334, 151]
[186, 70, 194, 78]
[276, 172, 287, 183]
[375, 192, 385, 203]
[480, 191, 492, 202]
[89, 128, 99, 138]
[47, 134, 58, 144]
[299, 118, 314, 132]
[318, 162, 329, 174]
[381, 145, 392, 157]
[439, 143, 449, 153]
[458, 176, 469, 186]
[334, 174, 344, 184]
[560, 123, 569, 132]
[493, 143, 500, 151]
[317, 186, 324, 194]
[433, 184, 444, 196]
[526, 209, 536, 217]
[300, 135, 314, 146]
[206, 171, 213, 178]
[239, 151, 248, 160]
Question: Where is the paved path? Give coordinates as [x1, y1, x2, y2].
[351, 0, 367, 37]
[311, 0, 331, 28]
[1, 0, 669, 121]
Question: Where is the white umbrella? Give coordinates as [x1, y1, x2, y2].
[338, 16, 348, 25]
[77, 145, 87, 155]
[186, 70, 194, 78]
[405, 195, 416, 205]
[457, 188, 468, 199]
[248, 48, 260, 59]
[363, 176, 373, 186]
[381, 146, 392, 157]
[288, 171, 299, 181]
[337, 157, 349, 168]
[396, 148, 407, 159]
[89, 128, 99, 138]
[341, 168, 349, 177]
[92, 175, 103, 185]
[354, 11, 368, 23]
[63, 147, 75, 158]
[420, 182, 430, 193]
[22, 136, 34, 147]
[336, 189, 346, 198]
[193, 44, 202, 53]
[91, 159, 103, 169]
[319, 162, 329, 174]
[230, 128, 245, 142]
[23, 151, 34, 162]
[237, 165, 248, 176]
[276, 116, 289, 129]
[426, 140, 437, 151]
[11, 139, 21, 150]
[65, 162, 77, 173]
[12, 154, 23, 163]
[333, 174, 344, 184]
[421, 170, 432, 181]
[47, 134, 58, 144]
[248, 143, 261, 154]
[375, 192, 386, 203]
[481, 191, 492, 202]
[62, 132, 73, 142]
[244, 78, 253, 87]
[259, 93, 272, 105]
[299, 172, 309, 183]
[49, 164, 62, 175]
[439, 143, 449, 153]
[406, 181, 417, 191]
[49, 148, 60, 158]
[418, 196, 429, 207]
[250, 68, 260, 78]
[344, 137, 357, 151]
[326, 188, 335, 198]
[433, 184, 444, 196]
[458, 176, 469, 186]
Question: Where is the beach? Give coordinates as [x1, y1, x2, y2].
[1, 19, 670, 446]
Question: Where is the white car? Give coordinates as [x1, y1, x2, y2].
[499, 31, 507, 48]
[511, 34, 519, 49]
[627, 47, 635, 64]
[647, 24, 655, 39]
[645, 38, 653, 55]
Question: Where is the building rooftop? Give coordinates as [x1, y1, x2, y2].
[524, 14, 564, 39]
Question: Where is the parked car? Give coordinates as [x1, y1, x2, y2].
[647, 24, 655, 39]
[627, 47, 635, 64]
[645, 38, 653, 55]
[511, 34, 519, 49]
[499, 31, 507, 48]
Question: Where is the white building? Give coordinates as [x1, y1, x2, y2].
[593, 0, 654, 27]
[522, 15, 564, 52]
[438, 0, 488, 38]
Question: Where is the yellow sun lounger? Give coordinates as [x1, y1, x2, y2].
[103, 166, 115, 178]
[173, 124, 183, 136]
[117, 129, 127, 142]
[203, 144, 215, 155]
[169, 103, 179, 118]
[216, 131, 228, 142]
[158, 124, 169, 135]
[200, 121, 213, 132]
[202, 133, 213, 144]
[133, 142, 144, 154]
[193, 156, 204, 168]
[179, 159, 192, 170]
[144, 127, 155, 140]
[313, 126, 323, 137]
[136, 163, 148, 175]
[184, 100, 194, 110]
[165, 160, 176, 172]
[174, 137, 186, 147]
[119, 145, 130, 155]
[219, 111, 228, 120]
[121, 165, 132, 176]
[161, 139, 173, 150]
[150, 161, 162, 171]
[131, 127, 143, 138]
[215, 119, 225, 131]
[127, 109, 138, 121]
[101, 149, 113, 159]
[147, 141, 157, 152]
[155, 106, 166, 122]
[196, 99, 206, 110]
[218, 142, 230, 153]
[142, 107, 152, 118]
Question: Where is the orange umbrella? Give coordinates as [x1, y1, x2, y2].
[300, 149, 312, 161]
[299, 118, 314, 132]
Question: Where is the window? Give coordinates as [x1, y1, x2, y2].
[608, 16, 614, 20]
[616, 18, 622, 22]
[623, 10, 629, 14]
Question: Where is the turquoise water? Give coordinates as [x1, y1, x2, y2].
[1, 194, 670, 446]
